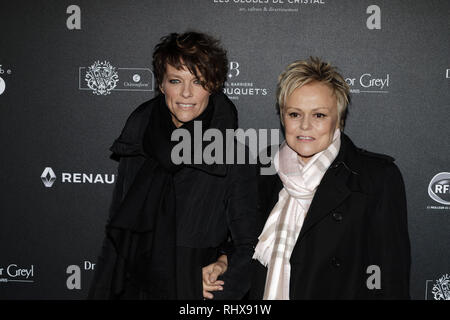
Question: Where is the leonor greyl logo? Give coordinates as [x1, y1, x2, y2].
[0, 264, 35, 284]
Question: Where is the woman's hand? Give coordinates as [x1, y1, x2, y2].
[202, 255, 228, 299]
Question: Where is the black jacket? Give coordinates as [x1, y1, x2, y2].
[88, 93, 261, 299]
[250, 133, 411, 299]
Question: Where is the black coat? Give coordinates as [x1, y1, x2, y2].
[88, 93, 261, 299]
[250, 133, 411, 300]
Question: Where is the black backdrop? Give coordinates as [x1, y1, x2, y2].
[0, 0, 449, 300]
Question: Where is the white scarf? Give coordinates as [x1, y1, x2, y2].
[253, 129, 341, 300]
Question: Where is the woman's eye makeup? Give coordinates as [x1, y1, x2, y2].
[168, 78, 202, 84]
[286, 111, 328, 119]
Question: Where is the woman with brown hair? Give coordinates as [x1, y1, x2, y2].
[88, 31, 261, 300]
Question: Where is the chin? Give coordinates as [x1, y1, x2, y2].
[292, 144, 316, 157]
[176, 113, 196, 123]
[298, 152, 315, 160]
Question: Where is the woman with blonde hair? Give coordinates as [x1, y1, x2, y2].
[204, 57, 411, 300]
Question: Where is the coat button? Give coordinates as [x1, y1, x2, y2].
[331, 257, 341, 268]
[332, 212, 343, 222]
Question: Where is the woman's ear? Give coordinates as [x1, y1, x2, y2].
[279, 109, 285, 128]
[159, 85, 165, 94]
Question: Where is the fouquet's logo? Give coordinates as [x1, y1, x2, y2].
[40, 167, 116, 188]
[428, 172, 450, 205]
[224, 61, 268, 100]
[228, 61, 240, 79]
[432, 274, 450, 300]
[85, 61, 119, 95]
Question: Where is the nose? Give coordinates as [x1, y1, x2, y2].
[300, 114, 311, 130]
[181, 83, 193, 98]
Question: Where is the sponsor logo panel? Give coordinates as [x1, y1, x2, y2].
[0, 64, 13, 96]
[425, 273, 450, 300]
[0, 264, 35, 284]
[212, 0, 327, 13]
[427, 172, 450, 210]
[79, 61, 154, 95]
[345, 73, 390, 94]
[224, 61, 269, 100]
[41, 167, 116, 188]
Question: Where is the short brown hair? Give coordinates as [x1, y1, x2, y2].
[277, 57, 350, 128]
[152, 31, 228, 93]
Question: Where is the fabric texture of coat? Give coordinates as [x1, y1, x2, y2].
[88, 93, 261, 299]
[250, 132, 411, 300]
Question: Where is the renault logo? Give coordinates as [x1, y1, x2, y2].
[41, 167, 56, 188]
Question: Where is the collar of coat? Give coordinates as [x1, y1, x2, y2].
[292, 131, 396, 199]
[279, 132, 395, 244]
[332, 132, 395, 183]
[109, 92, 238, 177]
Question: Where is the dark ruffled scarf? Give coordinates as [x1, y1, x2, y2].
[106, 95, 215, 299]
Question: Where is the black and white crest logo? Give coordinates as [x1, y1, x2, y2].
[428, 172, 450, 205]
[432, 274, 450, 300]
[85, 61, 119, 95]
[79, 61, 154, 95]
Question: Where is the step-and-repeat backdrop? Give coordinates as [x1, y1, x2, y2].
[0, 0, 449, 300]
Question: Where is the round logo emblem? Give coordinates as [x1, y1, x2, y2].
[428, 172, 450, 205]
[0, 77, 5, 95]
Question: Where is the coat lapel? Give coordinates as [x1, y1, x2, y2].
[294, 132, 361, 244]
[296, 164, 351, 243]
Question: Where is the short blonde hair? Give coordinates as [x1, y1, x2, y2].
[277, 57, 350, 128]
